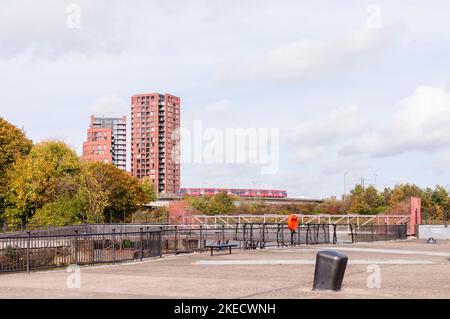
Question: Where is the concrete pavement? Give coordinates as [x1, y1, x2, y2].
[0, 239, 449, 299]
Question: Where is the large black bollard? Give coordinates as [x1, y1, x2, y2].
[313, 250, 348, 291]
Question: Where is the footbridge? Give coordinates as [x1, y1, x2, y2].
[172, 214, 411, 231]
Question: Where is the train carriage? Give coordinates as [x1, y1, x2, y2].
[179, 188, 288, 199]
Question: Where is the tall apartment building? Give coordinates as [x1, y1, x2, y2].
[81, 126, 114, 164]
[81, 115, 127, 170]
[131, 93, 181, 194]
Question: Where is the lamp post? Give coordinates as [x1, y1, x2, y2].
[251, 180, 258, 202]
[343, 172, 348, 198]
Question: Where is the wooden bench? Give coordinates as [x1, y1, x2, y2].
[205, 243, 238, 256]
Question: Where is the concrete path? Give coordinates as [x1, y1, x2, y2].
[0, 239, 449, 299]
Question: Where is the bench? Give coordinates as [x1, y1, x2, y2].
[205, 243, 238, 256]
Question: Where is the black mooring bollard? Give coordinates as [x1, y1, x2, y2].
[313, 250, 348, 291]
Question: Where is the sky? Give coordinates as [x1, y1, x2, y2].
[1, 0, 450, 199]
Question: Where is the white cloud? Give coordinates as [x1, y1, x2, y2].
[292, 147, 327, 164]
[203, 99, 233, 114]
[89, 95, 127, 117]
[431, 149, 450, 175]
[283, 104, 365, 149]
[0, 0, 132, 60]
[216, 24, 407, 84]
[3, 1, 450, 198]
[341, 85, 450, 157]
[321, 156, 374, 176]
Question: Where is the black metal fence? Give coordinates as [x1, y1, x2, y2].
[0, 229, 161, 273]
[0, 223, 408, 274]
[354, 224, 408, 242]
[0, 223, 163, 237]
[235, 223, 333, 248]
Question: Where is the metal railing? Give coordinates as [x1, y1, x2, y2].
[235, 223, 334, 248]
[185, 214, 411, 228]
[154, 223, 340, 254]
[0, 228, 161, 273]
[0, 223, 163, 237]
[354, 224, 408, 242]
[0, 222, 408, 274]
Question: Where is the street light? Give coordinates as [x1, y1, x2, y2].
[343, 172, 348, 197]
[251, 180, 258, 201]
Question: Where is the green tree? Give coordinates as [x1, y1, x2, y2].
[431, 185, 449, 208]
[29, 195, 84, 227]
[348, 185, 371, 215]
[0, 118, 33, 221]
[185, 192, 237, 215]
[207, 192, 237, 215]
[364, 185, 386, 213]
[422, 185, 450, 221]
[189, 196, 210, 213]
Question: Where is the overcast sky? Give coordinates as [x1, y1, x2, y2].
[1, 0, 450, 198]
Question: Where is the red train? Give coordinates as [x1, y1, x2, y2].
[179, 188, 288, 199]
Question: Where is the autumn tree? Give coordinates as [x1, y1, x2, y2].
[236, 200, 266, 214]
[0, 117, 171, 227]
[5, 141, 80, 228]
[78, 162, 156, 223]
[381, 187, 393, 206]
[29, 161, 156, 226]
[187, 195, 210, 214]
[348, 184, 371, 215]
[421, 185, 449, 221]
[185, 192, 237, 215]
[313, 199, 346, 215]
[77, 164, 110, 224]
[208, 192, 237, 215]
[0, 118, 33, 222]
[389, 184, 422, 206]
